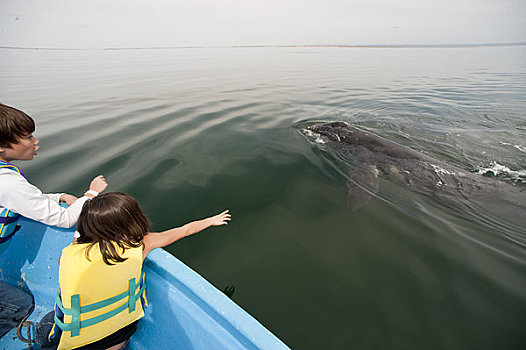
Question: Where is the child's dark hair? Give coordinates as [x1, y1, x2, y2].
[0, 103, 36, 148]
[77, 192, 149, 265]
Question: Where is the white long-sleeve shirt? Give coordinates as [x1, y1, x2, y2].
[0, 168, 90, 228]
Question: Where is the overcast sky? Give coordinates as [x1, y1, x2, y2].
[1, 0, 525, 48]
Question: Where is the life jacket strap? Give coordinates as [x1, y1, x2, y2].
[0, 216, 19, 224]
[0, 225, 21, 244]
[1, 208, 22, 244]
[0, 161, 27, 179]
[54, 271, 146, 337]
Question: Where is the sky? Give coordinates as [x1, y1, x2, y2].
[1, 0, 525, 49]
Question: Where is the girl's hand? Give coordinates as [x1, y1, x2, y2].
[89, 175, 108, 193]
[59, 194, 78, 205]
[142, 209, 232, 260]
[209, 210, 231, 226]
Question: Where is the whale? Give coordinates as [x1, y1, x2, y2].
[307, 122, 526, 220]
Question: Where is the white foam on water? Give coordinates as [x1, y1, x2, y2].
[477, 161, 526, 181]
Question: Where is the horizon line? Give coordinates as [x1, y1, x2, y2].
[1, 42, 525, 51]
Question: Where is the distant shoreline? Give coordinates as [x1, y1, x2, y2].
[1, 42, 526, 51]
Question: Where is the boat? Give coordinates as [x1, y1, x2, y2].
[0, 217, 289, 349]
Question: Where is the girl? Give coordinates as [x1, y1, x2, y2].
[45, 192, 231, 350]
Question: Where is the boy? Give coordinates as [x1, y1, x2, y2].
[0, 103, 107, 337]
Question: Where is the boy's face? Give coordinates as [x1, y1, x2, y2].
[0, 133, 39, 161]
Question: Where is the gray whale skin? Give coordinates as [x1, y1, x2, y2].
[308, 121, 525, 215]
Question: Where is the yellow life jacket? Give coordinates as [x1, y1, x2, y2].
[51, 242, 146, 350]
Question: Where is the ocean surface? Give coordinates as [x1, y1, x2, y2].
[1, 46, 525, 349]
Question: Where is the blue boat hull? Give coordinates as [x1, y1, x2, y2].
[0, 218, 289, 349]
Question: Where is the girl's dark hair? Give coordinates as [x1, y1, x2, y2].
[0, 103, 36, 148]
[77, 192, 149, 265]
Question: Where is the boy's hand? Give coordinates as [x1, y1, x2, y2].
[59, 194, 78, 205]
[89, 175, 108, 194]
[209, 210, 231, 226]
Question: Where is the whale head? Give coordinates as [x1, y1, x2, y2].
[308, 121, 413, 160]
[308, 121, 352, 142]
[308, 121, 376, 146]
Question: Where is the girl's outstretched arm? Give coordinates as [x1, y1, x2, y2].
[142, 210, 231, 260]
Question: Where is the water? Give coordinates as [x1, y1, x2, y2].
[1, 46, 525, 349]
